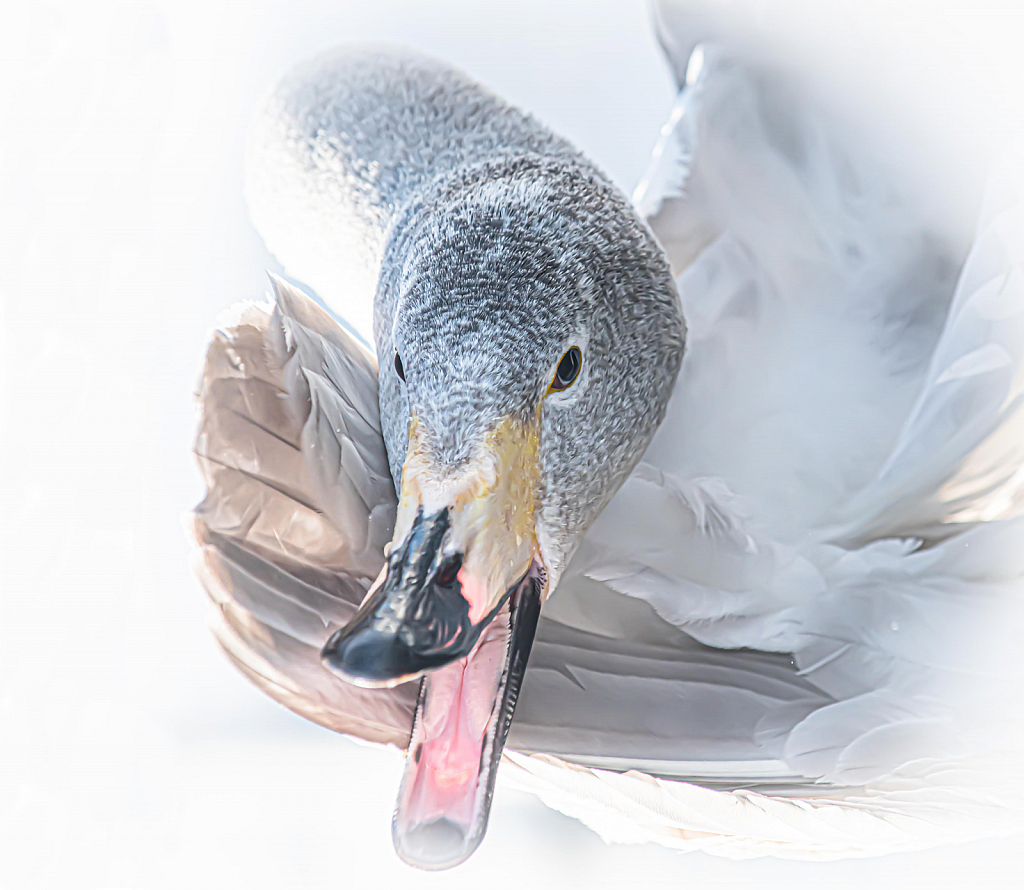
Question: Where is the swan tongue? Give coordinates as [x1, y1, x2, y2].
[392, 571, 542, 870]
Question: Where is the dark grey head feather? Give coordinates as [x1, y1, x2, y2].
[378, 155, 684, 574]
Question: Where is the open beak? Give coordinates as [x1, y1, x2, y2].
[321, 417, 546, 869]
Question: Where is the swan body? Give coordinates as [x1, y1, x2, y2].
[191, 1, 1024, 865]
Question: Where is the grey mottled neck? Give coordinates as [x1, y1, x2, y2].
[251, 47, 600, 275]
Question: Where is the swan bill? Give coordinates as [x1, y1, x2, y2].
[321, 415, 546, 867]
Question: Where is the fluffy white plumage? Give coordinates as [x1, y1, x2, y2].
[192, 0, 1024, 859]
[506, 6, 1024, 851]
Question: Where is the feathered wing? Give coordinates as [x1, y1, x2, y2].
[191, 274, 415, 747]
[516, 0, 1024, 853]
[501, 751, 1024, 860]
[828, 157, 1024, 544]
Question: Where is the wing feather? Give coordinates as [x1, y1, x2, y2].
[191, 275, 414, 747]
[577, 0, 1024, 805]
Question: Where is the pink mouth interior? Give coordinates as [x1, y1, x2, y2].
[392, 601, 511, 869]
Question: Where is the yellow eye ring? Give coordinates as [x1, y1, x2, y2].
[547, 346, 582, 394]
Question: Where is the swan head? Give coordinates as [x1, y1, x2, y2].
[321, 157, 685, 868]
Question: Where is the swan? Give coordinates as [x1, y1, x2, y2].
[191, 0, 1024, 870]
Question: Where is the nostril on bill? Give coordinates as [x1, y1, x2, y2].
[433, 553, 463, 589]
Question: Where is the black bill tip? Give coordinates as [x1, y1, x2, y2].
[321, 507, 508, 686]
[321, 625, 424, 687]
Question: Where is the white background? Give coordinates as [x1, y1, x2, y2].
[2, 1, 1024, 887]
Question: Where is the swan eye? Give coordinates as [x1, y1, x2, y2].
[548, 346, 582, 394]
[394, 351, 406, 381]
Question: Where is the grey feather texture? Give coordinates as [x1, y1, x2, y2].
[192, 281, 413, 746]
